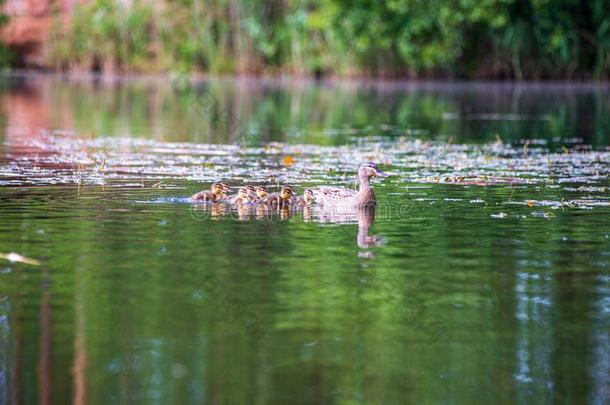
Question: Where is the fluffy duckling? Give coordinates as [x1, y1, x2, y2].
[255, 186, 269, 200]
[190, 182, 231, 202]
[261, 185, 294, 208]
[244, 185, 259, 201]
[226, 187, 251, 204]
[294, 189, 315, 207]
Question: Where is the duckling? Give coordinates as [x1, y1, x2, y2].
[190, 182, 231, 202]
[283, 185, 296, 204]
[255, 186, 269, 200]
[302, 204, 313, 222]
[285, 185, 297, 204]
[226, 187, 251, 204]
[261, 185, 294, 208]
[293, 189, 315, 208]
[244, 185, 259, 201]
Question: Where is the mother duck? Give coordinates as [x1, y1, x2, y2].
[312, 162, 388, 208]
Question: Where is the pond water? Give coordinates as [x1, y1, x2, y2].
[0, 74, 609, 404]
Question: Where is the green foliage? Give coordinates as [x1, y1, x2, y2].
[51, 0, 156, 71]
[47, 0, 610, 79]
[0, 0, 13, 68]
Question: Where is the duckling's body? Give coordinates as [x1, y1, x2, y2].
[262, 193, 287, 207]
[261, 186, 294, 208]
[293, 189, 315, 208]
[191, 182, 231, 202]
[244, 185, 259, 202]
[190, 190, 219, 202]
[255, 186, 269, 200]
[311, 163, 387, 208]
[226, 187, 251, 204]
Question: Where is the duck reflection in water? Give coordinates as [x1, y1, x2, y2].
[313, 205, 382, 257]
[189, 201, 230, 221]
[188, 193, 383, 256]
[357, 206, 382, 250]
[236, 202, 252, 221]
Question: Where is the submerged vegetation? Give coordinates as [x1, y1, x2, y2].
[46, 0, 610, 79]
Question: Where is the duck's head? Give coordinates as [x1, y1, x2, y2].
[237, 187, 250, 202]
[358, 162, 388, 179]
[245, 185, 256, 194]
[280, 185, 294, 200]
[304, 189, 315, 205]
[212, 182, 231, 195]
[256, 186, 269, 199]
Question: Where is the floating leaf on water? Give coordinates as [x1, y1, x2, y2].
[491, 212, 508, 219]
[282, 156, 294, 166]
[0, 252, 41, 266]
[2, 131, 609, 193]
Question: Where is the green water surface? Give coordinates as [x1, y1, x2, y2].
[0, 76, 609, 404]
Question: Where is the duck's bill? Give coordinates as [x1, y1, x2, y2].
[375, 169, 390, 177]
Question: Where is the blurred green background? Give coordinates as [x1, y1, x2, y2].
[1, 0, 609, 79]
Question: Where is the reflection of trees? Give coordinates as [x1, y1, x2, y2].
[73, 266, 87, 405]
[0, 294, 10, 403]
[1, 185, 610, 402]
[38, 269, 51, 405]
[1, 80, 609, 147]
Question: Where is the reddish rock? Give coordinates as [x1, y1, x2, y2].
[1, 0, 79, 67]
[4, 0, 49, 17]
[2, 16, 51, 66]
